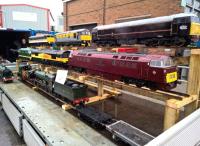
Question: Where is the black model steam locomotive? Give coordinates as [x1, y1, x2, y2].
[92, 13, 200, 47]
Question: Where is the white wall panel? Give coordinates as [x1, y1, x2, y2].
[22, 119, 45, 146]
[2, 94, 22, 136]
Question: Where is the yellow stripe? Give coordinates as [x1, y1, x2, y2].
[31, 54, 68, 63]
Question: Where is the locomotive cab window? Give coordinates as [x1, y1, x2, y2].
[81, 31, 86, 35]
[150, 58, 174, 68]
[191, 16, 200, 23]
[74, 33, 77, 38]
[83, 30, 91, 35]
[62, 51, 71, 58]
[150, 60, 162, 67]
[163, 58, 174, 67]
[51, 54, 57, 59]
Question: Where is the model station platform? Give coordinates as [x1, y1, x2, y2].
[0, 80, 117, 146]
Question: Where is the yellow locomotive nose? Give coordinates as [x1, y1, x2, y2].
[80, 35, 92, 41]
[190, 22, 200, 36]
[166, 72, 178, 83]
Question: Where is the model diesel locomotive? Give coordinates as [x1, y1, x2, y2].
[29, 34, 56, 45]
[31, 49, 72, 66]
[69, 51, 178, 90]
[56, 29, 92, 46]
[92, 13, 200, 47]
[0, 65, 14, 82]
[18, 65, 89, 105]
[18, 48, 72, 66]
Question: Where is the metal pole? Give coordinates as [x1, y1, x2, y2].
[102, 0, 106, 25]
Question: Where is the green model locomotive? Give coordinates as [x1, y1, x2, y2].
[18, 65, 88, 105]
[0, 65, 14, 82]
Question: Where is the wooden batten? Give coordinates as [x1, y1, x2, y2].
[164, 95, 198, 130]
[87, 94, 112, 104]
[187, 49, 200, 98]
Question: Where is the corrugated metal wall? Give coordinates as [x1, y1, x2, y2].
[1, 5, 49, 31]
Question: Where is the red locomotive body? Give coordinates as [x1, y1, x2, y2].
[69, 51, 177, 90]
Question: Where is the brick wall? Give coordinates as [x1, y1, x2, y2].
[64, 0, 184, 31]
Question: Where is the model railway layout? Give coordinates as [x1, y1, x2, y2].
[0, 3, 200, 146]
[1, 46, 197, 146]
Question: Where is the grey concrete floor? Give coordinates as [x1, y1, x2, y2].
[0, 104, 25, 146]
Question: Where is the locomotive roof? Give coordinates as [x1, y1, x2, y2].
[19, 47, 38, 52]
[29, 34, 54, 39]
[94, 13, 197, 30]
[56, 29, 89, 35]
[32, 49, 71, 55]
[75, 50, 169, 60]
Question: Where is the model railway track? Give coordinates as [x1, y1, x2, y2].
[68, 71, 189, 100]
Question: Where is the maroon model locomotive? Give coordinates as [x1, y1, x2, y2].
[69, 51, 177, 90]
